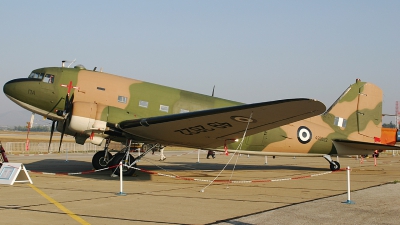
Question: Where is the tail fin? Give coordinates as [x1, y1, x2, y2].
[322, 79, 382, 143]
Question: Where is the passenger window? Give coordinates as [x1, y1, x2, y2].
[43, 74, 55, 83]
[118, 96, 127, 104]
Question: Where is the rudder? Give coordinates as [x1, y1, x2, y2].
[323, 79, 382, 143]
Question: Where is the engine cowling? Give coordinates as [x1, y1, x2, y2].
[69, 102, 106, 132]
[68, 101, 107, 145]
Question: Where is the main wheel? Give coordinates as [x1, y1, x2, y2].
[92, 151, 113, 170]
[109, 153, 136, 176]
[329, 161, 341, 171]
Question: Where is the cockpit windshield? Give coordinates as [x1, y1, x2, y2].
[28, 72, 44, 79]
[28, 72, 54, 84]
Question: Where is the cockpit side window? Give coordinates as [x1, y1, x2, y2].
[42, 74, 55, 83]
[28, 72, 44, 80]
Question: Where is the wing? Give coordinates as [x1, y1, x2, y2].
[116, 98, 326, 148]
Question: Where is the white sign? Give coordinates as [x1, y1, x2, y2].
[0, 163, 33, 185]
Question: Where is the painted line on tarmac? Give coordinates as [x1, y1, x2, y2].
[28, 184, 90, 225]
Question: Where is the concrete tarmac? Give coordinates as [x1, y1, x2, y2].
[1, 150, 400, 224]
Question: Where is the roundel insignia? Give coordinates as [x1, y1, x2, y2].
[297, 126, 312, 144]
[230, 116, 257, 123]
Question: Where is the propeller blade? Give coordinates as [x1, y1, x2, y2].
[59, 120, 67, 153]
[65, 93, 74, 114]
[64, 94, 70, 112]
[58, 93, 74, 153]
[48, 120, 56, 152]
[69, 94, 74, 104]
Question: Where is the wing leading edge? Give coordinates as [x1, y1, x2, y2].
[116, 98, 326, 148]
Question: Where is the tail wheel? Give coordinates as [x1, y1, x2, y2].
[142, 143, 153, 152]
[330, 161, 341, 171]
[92, 151, 112, 170]
[109, 153, 136, 176]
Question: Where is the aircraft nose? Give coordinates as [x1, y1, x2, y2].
[3, 80, 14, 97]
[3, 78, 24, 99]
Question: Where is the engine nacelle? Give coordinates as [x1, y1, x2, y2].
[69, 102, 107, 133]
[55, 101, 107, 146]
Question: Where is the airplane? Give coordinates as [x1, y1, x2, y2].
[3, 63, 400, 175]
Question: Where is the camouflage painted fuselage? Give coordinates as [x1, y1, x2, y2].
[3, 66, 383, 156]
[4, 66, 242, 144]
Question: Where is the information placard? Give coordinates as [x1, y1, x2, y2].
[0, 163, 33, 185]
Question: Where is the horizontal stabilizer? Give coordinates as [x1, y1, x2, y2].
[333, 139, 400, 156]
[210, 149, 325, 157]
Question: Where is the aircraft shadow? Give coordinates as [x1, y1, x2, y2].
[141, 161, 329, 172]
[23, 158, 330, 182]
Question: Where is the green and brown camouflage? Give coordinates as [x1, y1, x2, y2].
[4, 65, 243, 144]
[225, 79, 385, 156]
[4, 65, 400, 171]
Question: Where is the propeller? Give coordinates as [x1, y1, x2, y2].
[58, 93, 74, 152]
[47, 93, 74, 153]
[47, 80, 79, 152]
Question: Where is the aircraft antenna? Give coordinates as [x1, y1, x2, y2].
[67, 59, 76, 68]
[211, 85, 215, 97]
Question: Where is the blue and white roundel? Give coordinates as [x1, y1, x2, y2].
[297, 126, 312, 144]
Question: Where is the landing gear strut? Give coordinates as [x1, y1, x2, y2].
[323, 155, 341, 171]
[108, 140, 160, 177]
[109, 152, 136, 176]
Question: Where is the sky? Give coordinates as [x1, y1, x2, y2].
[0, 1, 399, 126]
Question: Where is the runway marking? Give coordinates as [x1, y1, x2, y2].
[29, 184, 90, 225]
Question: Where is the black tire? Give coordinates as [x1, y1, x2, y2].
[109, 153, 136, 176]
[143, 143, 157, 152]
[92, 151, 113, 170]
[329, 161, 341, 171]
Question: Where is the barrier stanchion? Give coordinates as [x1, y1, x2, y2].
[65, 148, 68, 162]
[265, 156, 268, 165]
[116, 161, 126, 196]
[343, 166, 354, 204]
[0, 143, 9, 164]
[197, 149, 200, 163]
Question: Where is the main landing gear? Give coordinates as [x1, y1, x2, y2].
[91, 139, 160, 176]
[323, 155, 341, 171]
[92, 138, 113, 170]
